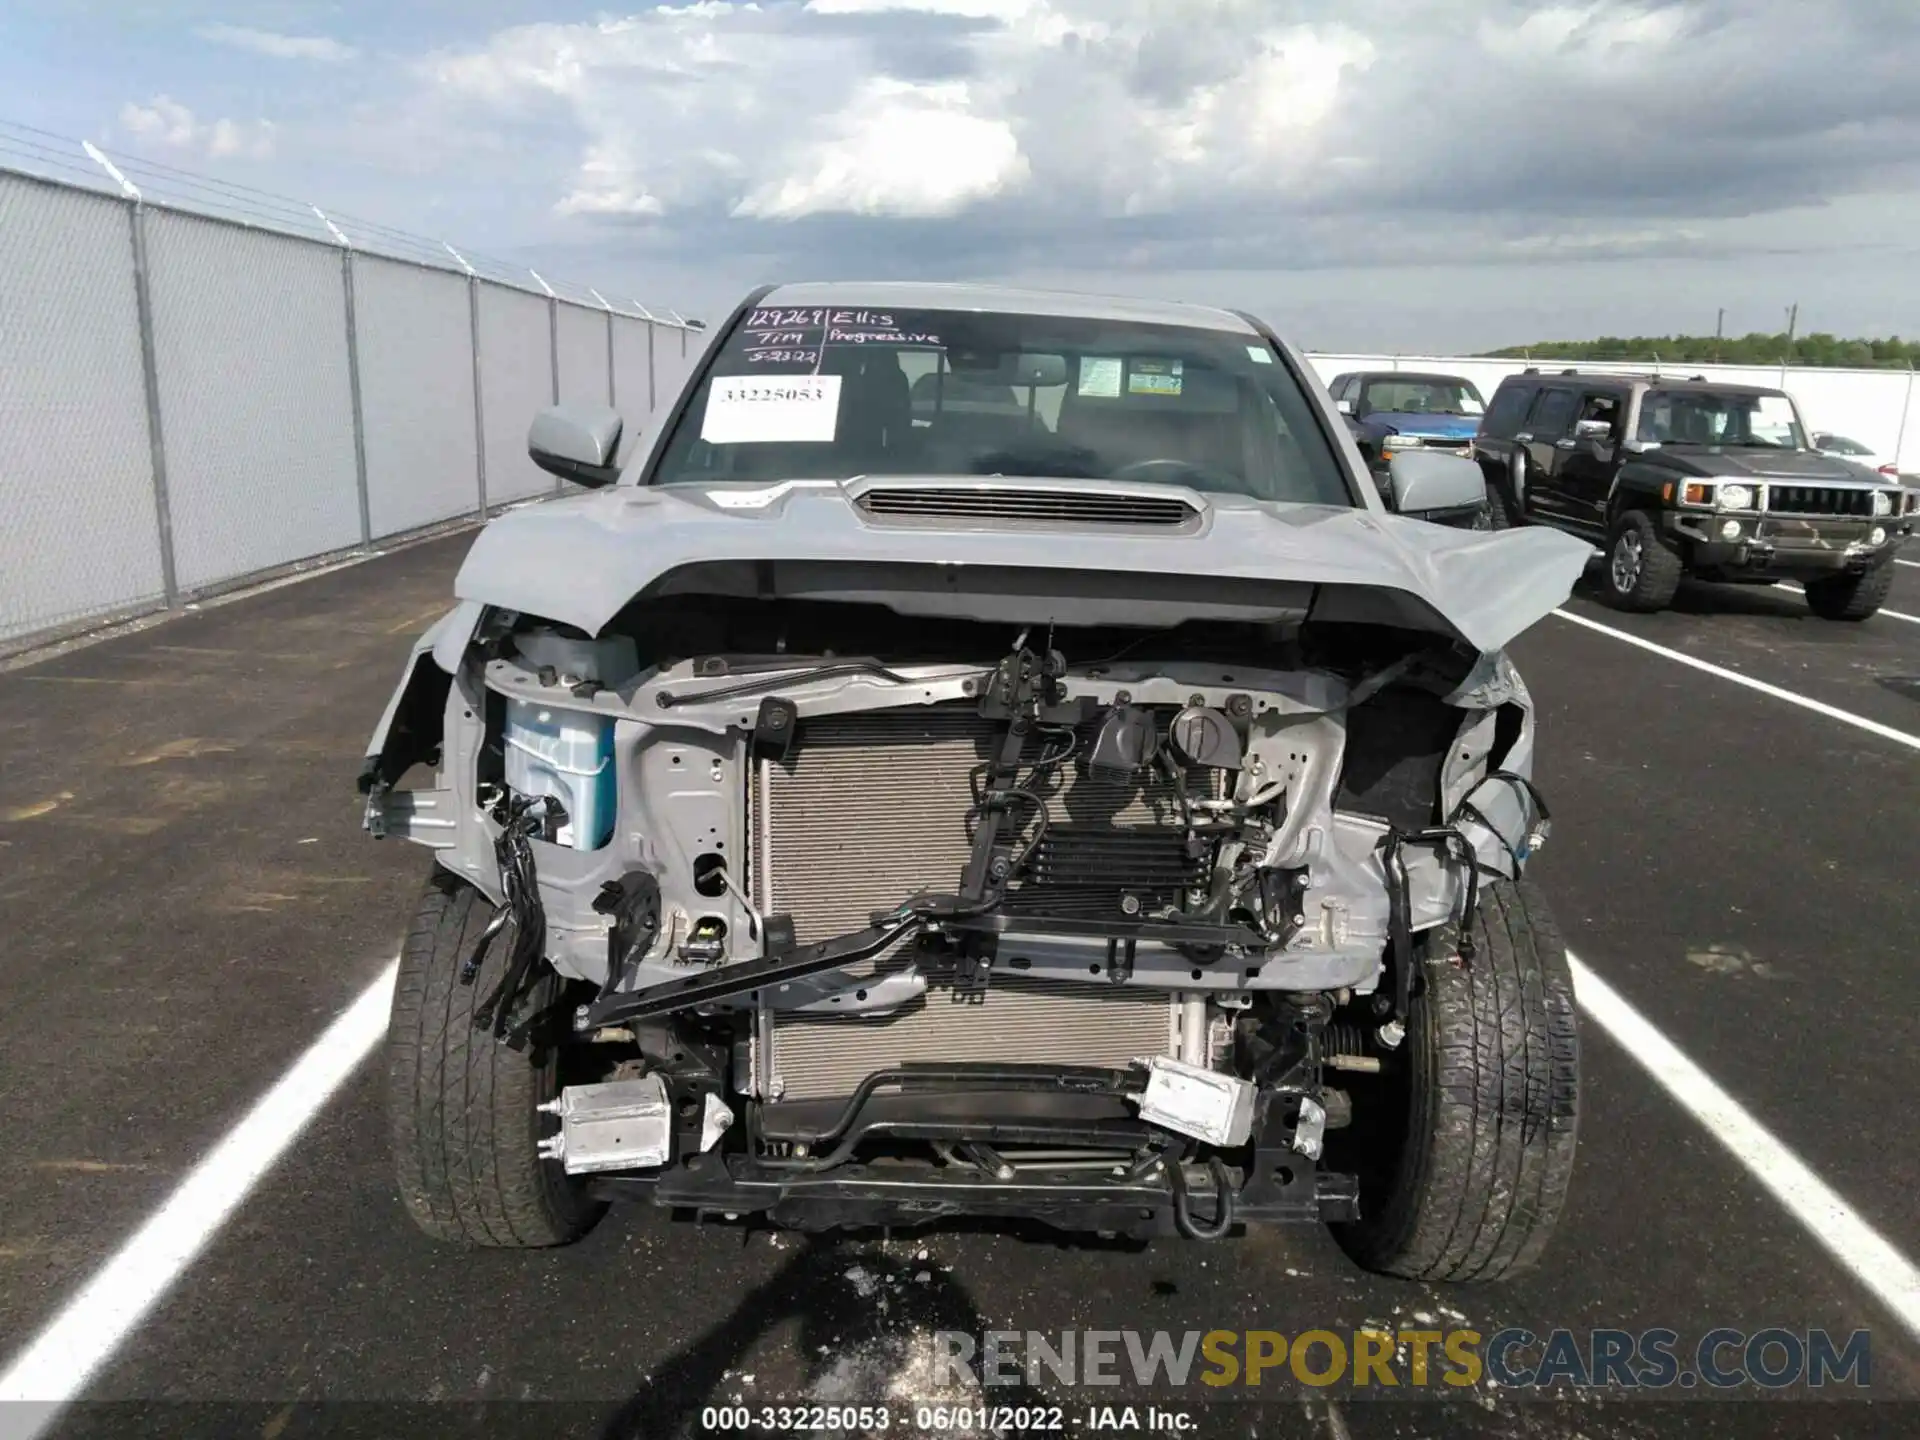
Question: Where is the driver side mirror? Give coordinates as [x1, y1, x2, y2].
[528, 404, 623, 488]
[1386, 450, 1485, 526]
[1573, 418, 1613, 441]
[1335, 398, 1354, 415]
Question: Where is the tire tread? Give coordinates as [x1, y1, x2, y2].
[386, 869, 601, 1248]
[1803, 563, 1894, 621]
[1602, 510, 1684, 613]
[1336, 877, 1580, 1283]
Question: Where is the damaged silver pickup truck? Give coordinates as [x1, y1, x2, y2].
[361, 283, 1592, 1281]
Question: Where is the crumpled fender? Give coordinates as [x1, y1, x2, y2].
[359, 600, 483, 793]
[448, 485, 1596, 656]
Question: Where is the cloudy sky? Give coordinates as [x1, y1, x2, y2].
[5, 0, 1920, 350]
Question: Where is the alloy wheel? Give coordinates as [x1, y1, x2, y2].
[1610, 531, 1644, 594]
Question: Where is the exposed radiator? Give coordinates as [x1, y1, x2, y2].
[749, 702, 1198, 1100]
[763, 976, 1178, 1101]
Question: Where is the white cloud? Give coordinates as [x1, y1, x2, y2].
[119, 95, 198, 148]
[804, 0, 1036, 17]
[384, 0, 1920, 320]
[734, 79, 1027, 219]
[120, 95, 276, 160]
[557, 139, 667, 215]
[415, 1, 1383, 224]
[1479, 2, 1688, 61]
[197, 23, 358, 63]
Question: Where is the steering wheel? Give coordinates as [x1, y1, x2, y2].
[1109, 457, 1242, 490]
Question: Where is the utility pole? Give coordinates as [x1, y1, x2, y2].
[1782, 303, 1799, 387]
[1715, 308, 1724, 363]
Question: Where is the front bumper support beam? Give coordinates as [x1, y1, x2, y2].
[586, 1154, 1358, 1235]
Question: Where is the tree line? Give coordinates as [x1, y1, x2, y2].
[1478, 334, 1919, 370]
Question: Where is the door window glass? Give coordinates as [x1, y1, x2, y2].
[1528, 389, 1576, 437]
[1577, 391, 1623, 437]
[1483, 384, 1536, 435]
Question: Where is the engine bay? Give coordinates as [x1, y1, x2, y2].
[354, 587, 1551, 1231]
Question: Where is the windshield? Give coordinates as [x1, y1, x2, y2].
[1635, 390, 1806, 449]
[1359, 377, 1485, 417]
[648, 305, 1356, 506]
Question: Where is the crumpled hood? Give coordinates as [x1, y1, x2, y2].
[1368, 411, 1482, 441]
[453, 481, 1595, 655]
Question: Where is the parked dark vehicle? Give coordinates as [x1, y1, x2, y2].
[1472, 369, 1916, 618]
[1326, 371, 1488, 491]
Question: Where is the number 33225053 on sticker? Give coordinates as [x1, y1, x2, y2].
[701, 374, 842, 445]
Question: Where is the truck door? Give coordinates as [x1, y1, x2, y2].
[1554, 388, 1626, 533]
[1517, 387, 1577, 519]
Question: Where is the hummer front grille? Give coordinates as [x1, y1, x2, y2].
[1766, 486, 1874, 518]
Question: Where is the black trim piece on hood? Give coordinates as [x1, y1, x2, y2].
[633, 283, 778, 489]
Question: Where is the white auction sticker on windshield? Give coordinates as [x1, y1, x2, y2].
[1077, 357, 1123, 398]
[701, 374, 842, 444]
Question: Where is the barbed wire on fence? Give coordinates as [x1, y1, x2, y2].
[0, 117, 701, 328]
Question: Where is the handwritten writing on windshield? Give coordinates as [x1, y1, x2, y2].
[741, 308, 941, 363]
[746, 308, 898, 329]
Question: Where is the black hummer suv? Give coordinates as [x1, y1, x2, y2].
[1472, 369, 1915, 618]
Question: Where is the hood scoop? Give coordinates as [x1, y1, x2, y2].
[856, 485, 1201, 529]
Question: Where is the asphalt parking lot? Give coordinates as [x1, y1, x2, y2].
[1, 538, 1917, 1440]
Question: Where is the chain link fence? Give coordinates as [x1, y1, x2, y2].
[0, 140, 704, 656]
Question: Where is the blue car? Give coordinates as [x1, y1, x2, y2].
[1326, 371, 1487, 487]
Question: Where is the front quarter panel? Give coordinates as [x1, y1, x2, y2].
[360, 602, 479, 791]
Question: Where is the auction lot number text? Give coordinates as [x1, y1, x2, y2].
[701, 1406, 1068, 1431]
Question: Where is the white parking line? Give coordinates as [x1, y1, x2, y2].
[6, 938, 1920, 1422]
[1769, 582, 1920, 625]
[1570, 953, 1920, 1343]
[1897, 558, 1920, 570]
[1551, 609, 1920, 753]
[0, 960, 398, 1431]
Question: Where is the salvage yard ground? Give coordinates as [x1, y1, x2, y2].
[0, 536, 1917, 1439]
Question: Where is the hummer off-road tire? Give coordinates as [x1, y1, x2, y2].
[386, 868, 604, 1247]
[1601, 509, 1683, 612]
[1802, 563, 1894, 621]
[1332, 877, 1580, 1283]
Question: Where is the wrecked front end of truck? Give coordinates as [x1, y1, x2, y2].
[361, 491, 1581, 1273]
[361, 284, 1589, 1278]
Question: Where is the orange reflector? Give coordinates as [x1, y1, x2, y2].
[1662, 483, 1673, 502]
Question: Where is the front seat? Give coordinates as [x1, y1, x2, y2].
[819, 349, 912, 468]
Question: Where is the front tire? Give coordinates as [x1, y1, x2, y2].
[1332, 877, 1580, 1284]
[386, 868, 604, 1247]
[1802, 563, 1894, 621]
[1601, 509, 1683, 612]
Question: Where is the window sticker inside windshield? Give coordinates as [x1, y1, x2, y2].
[700, 375, 842, 445]
[1077, 357, 1123, 398]
[1246, 345, 1273, 364]
[1129, 358, 1184, 396]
